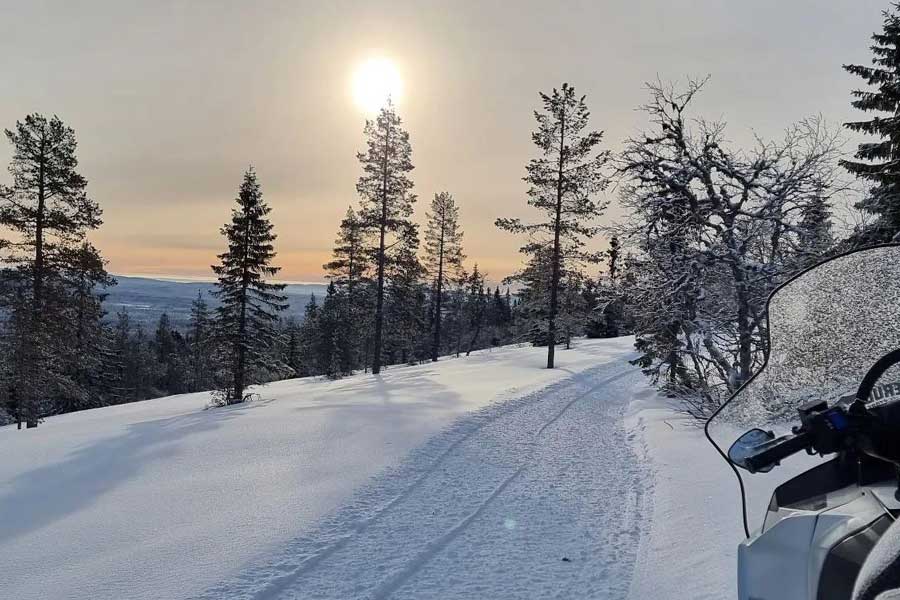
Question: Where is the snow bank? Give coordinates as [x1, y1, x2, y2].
[0, 338, 633, 600]
[626, 391, 820, 599]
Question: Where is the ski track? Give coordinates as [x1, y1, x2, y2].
[192, 360, 649, 600]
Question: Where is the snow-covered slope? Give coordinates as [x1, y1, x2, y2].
[0, 338, 645, 600]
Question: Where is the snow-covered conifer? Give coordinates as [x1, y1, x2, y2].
[211, 168, 287, 405]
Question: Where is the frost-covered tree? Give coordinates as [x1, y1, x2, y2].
[211, 168, 287, 405]
[424, 192, 465, 361]
[496, 83, 610, 368]
[618, 80, 841, 416]
[843, 3, 900, 244]
[795, 193, 834, 268]
[0, 114, 106, 426]
[356, 100, 416, 374]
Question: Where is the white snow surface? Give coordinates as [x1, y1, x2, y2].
[2, 337, 661, 600]
[3, 335, 789, 599]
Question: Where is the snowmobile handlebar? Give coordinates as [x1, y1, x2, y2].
[740, 400, 856, 473]
[735, 351, 900, 475]
[744, 431, 812, 473]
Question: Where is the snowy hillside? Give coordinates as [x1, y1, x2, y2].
[0, 337, 764, 599]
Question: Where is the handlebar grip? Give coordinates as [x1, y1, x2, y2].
[745, 432, 811, 473]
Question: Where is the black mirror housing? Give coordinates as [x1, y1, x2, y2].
[729, 428, 776, 473]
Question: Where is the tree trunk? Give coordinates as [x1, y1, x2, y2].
[547, 107, 566, 369]
[233, 227, 251, 403]
[373, 218, 386, 374]
[26, 138, 48, 428]
[372, 124, 390, 375]
[234, 294, 247, 403]
[466, 307, 484, 356]
[431, 230, 444, 362]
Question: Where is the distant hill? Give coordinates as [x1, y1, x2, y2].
[104, 275, 328, 327]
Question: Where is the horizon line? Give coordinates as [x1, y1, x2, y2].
[112, 273, 330, 286]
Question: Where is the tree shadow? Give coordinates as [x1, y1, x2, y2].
[0, 404, 243, 544]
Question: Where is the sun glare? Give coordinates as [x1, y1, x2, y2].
[352, 57, 402, 113]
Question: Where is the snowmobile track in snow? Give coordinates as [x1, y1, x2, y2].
[192, 359, 649, 600]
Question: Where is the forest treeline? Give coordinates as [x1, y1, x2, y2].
[3, 3, 900, 426]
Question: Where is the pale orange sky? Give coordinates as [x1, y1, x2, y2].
[0, 1, 885, 282]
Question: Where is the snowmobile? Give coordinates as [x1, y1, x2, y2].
[705, 244, 900, 600]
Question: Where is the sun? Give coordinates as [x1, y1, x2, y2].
[352, 57, 402, 113]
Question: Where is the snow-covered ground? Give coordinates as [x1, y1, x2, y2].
[1, 337, 651, 600]
[2, 336, 790, 599]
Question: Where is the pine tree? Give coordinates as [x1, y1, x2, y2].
[606, 237, 621, 282]
[323, 206, 370, 371]
[296, 294, 321, 377]
[464, 265, 487, 356]
[188, 292, 216, 392]
[496, 84, 610, 368]
[557, 272, 587, 349]
[0, 114, 105, 426]
[324, 206, 369, 301]
[843, 3, 900, 244]
[506, 248, 554, 347]
[153, 313, 188, 394]
[57, 242, 115, 412]
[316, 281, 354, 378]
[795, 193, 834, 267]
[384, 226, 427, 365]
[356, 100, 416, 374]
[211, 168, 287, 405]
[108, 310, 134, 402]
[423, 192, 465, 362]
[282, 317, 302, 377]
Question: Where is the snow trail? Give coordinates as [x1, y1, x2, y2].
[194, 361, 649, 600]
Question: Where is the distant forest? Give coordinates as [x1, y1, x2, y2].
[3, 4, 900, 426]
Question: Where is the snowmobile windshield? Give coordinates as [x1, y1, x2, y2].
[707, 245, 900, 523]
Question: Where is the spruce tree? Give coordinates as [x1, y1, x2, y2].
[496, 84, 610, 368]
[323, 206, 370, 371]
[795, 194, 834, 268]
[464, 265, 487, 356]
[424, 192, 465, 361]
[843, 3, 900, 244]
[384, 226, 427, 365]
[0, 114, 105, 426]
[606, 237, 621, 282]
[282, 317, 302, 377]
[58, 242, 115, 412]
[153, 313, 188, 394]
[297, 294, 321, 376]
[211, 168, 287, 404]
[316, 281, 354, 378]
[187, 292, 216, 392]
[356, 100, 416, 374]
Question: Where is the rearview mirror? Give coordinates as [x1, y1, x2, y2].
[728, 428, 776, 473]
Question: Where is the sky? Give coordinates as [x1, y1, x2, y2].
[0, 0, 889, 282]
